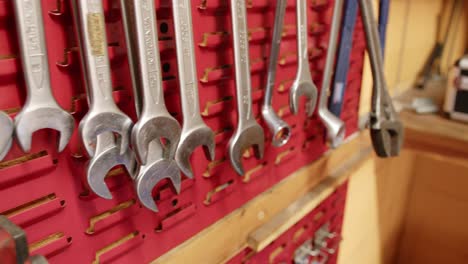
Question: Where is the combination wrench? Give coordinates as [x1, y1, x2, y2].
[290, 0, 318, 117]
[228, 0, 265, 176]
[121, 0, 181, 212]
[0, 112, 13, 160]
[359, 0, 403, 157]
[173, 0, 215, 178]
[121, 0, 181, 165]
[262, 0, 291, 147]
[318, 0, 346, 148]
[13, 0, 75, 153]
[72, 0, 133, 157]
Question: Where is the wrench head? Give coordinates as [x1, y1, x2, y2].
[80, 110, 133, 157]
[15, 106, 75, 153]
[135, 157, 181, 212]
[262, 107, 291, 147]
[175, 124, 215, 179]
[86, 137, 136, 199]
[0, 112, 14, 160]
[289, 78, 318, 117]
[228, 122, 265, 176]
[370, 119, 404, 157]
[318, 109, 346, 148]
[131, 115, 181, 165]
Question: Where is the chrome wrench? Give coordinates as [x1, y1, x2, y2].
[262, 0, 291, 147]
[173, 0, 215, 178]
[121, 0, 181, 165]
[72, 0, 133, 157]
[0, 112, 13, 160]
[318, 0, 346, 148]
[13, 0, 75, 153]
[359, 0, 403, 157]
[228, 0, 265, 176]
[290, 0, 318, 116]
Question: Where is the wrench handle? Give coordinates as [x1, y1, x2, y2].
[13, 0, 54, 104]
[121, 0, 165, 117]
[230, 0, 254, 122]
[296, 0, 310, 68]
[172, 0, 203, 126]
[264, 0, 287, 106]
[72, 0, 116, 108]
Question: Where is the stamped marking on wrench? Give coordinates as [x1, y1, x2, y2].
[228, 0, 265, 176]
[262, 0, 291, 147]
[0, 112, 14, 160]
[359, 0, 403, 157]
[289, 0, 318, 117]
[13, 0, 75, 153]
[318, 0, 346, 148]
[173, 0, 215, 178]
[72, 0, 133, 157]
[121, 0, 181, 165]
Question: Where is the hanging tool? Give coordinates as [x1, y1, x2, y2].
[290, 0, 318, 116]
[318, 0, 346, 148]
[72, 0, 133, 157]
[228, 0, 265, 176]
[0, 112, 13, 161]
[262, 0, 291, 147]
[121, 0, 181, 165]
[359, 0, 403, 157]
[121, 0, 181, 212]
[172, 0, 215, 179]
[378, 0, 390, 54]
[416, 0, 462, 89]
[13, 0, 75, 153]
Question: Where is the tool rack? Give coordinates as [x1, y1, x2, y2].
[0, 0, 365, 263]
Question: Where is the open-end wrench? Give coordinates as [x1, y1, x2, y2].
[0, 112, 13, 160]
[290, 0, 319, 116]
[13, 0, 74, 153]
[121, 0, 181, 165]
[72, 0, 133, 157]
[359, 0, 403, 157]
[262, 0, 291, 147]
[228, 0, 265, 176]
[172, 0, 215, 178]
[86, 132, 135, 199]
[317, 0, 346, 148]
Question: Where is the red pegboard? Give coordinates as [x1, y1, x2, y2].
[226, 181, 348, 264]
[0, 1, 364, 263]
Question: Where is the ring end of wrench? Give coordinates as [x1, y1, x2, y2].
[262, 107, 291, 147]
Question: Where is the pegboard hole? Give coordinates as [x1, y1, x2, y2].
[172, 199, 178, 207]
[142, 234, 146, 239]
[160, 22, 169, 34]
[60, 200, 66, 207]
[67, 237, 73, 243]
[162, 62, 171, 73]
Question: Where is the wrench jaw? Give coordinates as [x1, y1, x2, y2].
[228, 122, 265, 176]
[370, 119, 404, 157]
[135, 158, 181, 212]
[289, 79, 318, 117]
[318, 109, 346, 149]
[262, 106, 291, 147]
[175, 125, 215, 179]
[79, 110, 133, 157]
[86, 141, 136, 200]
[0, 112, 14, 160]
[131, 116, 181, 165]
[14, 106, 75, 153]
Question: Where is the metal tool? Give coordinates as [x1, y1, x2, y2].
[0, 112, 13, 161]
[13, 0, 75, 153]
[121, 0, 181, 165]
[262, 0, 291, 147]
[134, 140, 181, 212]
[72, 0, 133, 157]
[359, 0, 403, 157]
[378, 0, 390, 54]
[290, 0, 318, 116]
[318, 0, 346, 148]
[329, 0, 358, 117]
[173, 0, 215, 178]
[86, 132, 136, 199]
[228, 0, 265, 176]
[0, 215, 29, 264]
